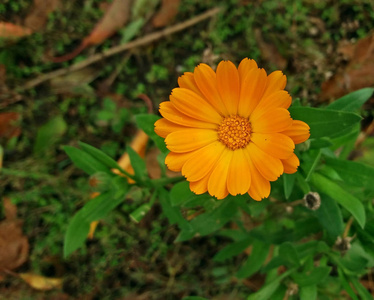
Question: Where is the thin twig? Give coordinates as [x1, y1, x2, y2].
[342, 217, 354, 238]
[20, 7, 221, 91]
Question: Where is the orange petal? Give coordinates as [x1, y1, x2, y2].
[227, 148, 251, 195]
[182, 141, 225, 181]
[193, 63, 228, 116]
[263, 70, 287, 98]
[178, 72, 204, 97]
[216, 60, 240, 115]
[165, 151, 195, 172]
[238, 67, 267, 118]
[170, 88, 222, 124]
[159, 101, 217, 129]
[238, 58, 258, 83]
[190, 168, 214, 195]
[251, 108, 293, 133]
[246, 154, 270, 201]
[165, 129, 217, 153]
[281, 120, 310, 144]
[154, 118, 188, 138]
[252, 90, 292, 117]
[247, 142, 283, 181]
[207, 149, 233, 199]
[282, 153, 300, 174]
[251, 132, 295, 159]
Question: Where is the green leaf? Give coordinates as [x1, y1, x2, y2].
[63, 213, 90, 259]
[283, 173, 296, 199]
[247, 269, 294, 300]
[279, 242, 301, 268]
[78, 142, 123, 171]
[120, 18, 145, 43]
[182, 297, 209, 300]
[299, 285, 317, 300]
[340, 243, 369, 273]
[326, 88, 374, 112]
[126, 146, 147, 180]
[314, 194, 344, 238]
[324, 156, 374, 190]
[213, 237, 252, 262]
[309, 137, 332, 149]
[301, 149, 321, 181]
[176, 198, 238, 242]
[330, 124, 360, 160]
[289, 107, 361, 139]
[34, 115, 67, 154]
[63, 146, 109, 175]
[129, 203, 152, 223]
[135, 114, 168, 153]
[170, 181, 211, 207]
[296, 173, 310, 194]
[310, 173, 366, 228]
[64, 186, 128, 257]
[337, 268, 359, 300]
[236, 240, 270, 279]
[350, 277, 373, 300]
[158, 188, 191, 232]
[292, 267, 331, 286]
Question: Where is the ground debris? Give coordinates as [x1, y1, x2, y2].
[0, 198, 29, 279]
[321, 33, 374, 100]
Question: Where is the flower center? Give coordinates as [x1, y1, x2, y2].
[217, 115, 252, 150]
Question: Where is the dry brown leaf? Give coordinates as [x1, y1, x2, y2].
[0, 198, 29, 274]
[50, 67, 100, 94]
[115, 130, 149, 183]
[321, 34, 374, 100]
[0, 112, 21, 139]
[254, 29, 287, 69]
[152, 0, 181, 28]
[52, 0, 132, 63]
[3, 197, 17, 219]
[87, 221, 99, 240]
[24, 0, 61, 31]
[0, 22, 32, 38]
[19, 273, 62, 291]
[145, 147, 179, 179]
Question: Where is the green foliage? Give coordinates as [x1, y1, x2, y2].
[34, 115, 67, 154]
[61, 86, 374, 299]
[289, 106, 361, 139]
[64, 181, 129, 257]
[3, 0, 374, 297]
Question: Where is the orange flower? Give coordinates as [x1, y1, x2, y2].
[154, 58, 310, 200]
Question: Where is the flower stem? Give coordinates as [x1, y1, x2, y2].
[150, 176, 185, 188]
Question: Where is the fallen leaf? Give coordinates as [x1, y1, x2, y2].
[0, 112, 21, 139]
[0, 145, 3, 169]
[115, 130, 149, 183]
[145, 147, 178, 179]
[87, 192, 100, 239]
[87, 221, 99, 240]
[321, 33, 374, 100]
[0, 22, 32, 38]
[0, 198, 29, 275]
[2, 197, 17, 219]
[50, 67, 100, 94]
[152, 0, 181, 28]
[52, 0, 132, 63]
[24, 0, 61, 31]
[254, 29, 287, 69]
[19, 273, 62, 291]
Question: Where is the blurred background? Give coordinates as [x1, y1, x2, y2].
[0, 0, 374, 299]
